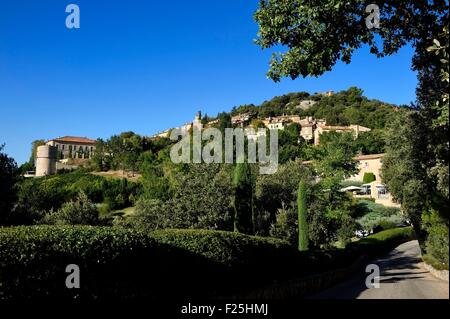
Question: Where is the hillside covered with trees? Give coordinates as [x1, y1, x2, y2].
[230, 86, 398, 129]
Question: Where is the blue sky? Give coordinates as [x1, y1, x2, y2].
[1, 0, 418, 164]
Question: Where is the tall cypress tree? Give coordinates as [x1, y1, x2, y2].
[233, 162, 253, 234]
[297, 180, 309, 251]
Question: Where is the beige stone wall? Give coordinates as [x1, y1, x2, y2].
[46, 141, 95, 159]
[36, 145, 57, 177]
[348, 157, 383, 182]
[300, 126, 314, 140]
[367, 181, 401, 208]
[344, 154, 400, 207]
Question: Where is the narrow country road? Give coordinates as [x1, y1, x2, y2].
[310, 240, 449, 299]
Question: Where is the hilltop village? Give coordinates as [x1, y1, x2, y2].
[151, 111, 371, 146]
[30, 88, 398, 207]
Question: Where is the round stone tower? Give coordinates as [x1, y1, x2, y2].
[193, 110, 203, 130]
[35, 145, 57, 177]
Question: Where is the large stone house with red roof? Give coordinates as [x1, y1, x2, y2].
[46, 136, 96, 160]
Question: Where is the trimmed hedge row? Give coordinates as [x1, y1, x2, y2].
[348, 226, 415, 254]
[0, 226, 297, 299]
[148, 229, 290, 267]
[0, 226, 415, 300]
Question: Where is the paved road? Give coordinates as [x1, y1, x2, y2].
[310, 240, 449, 299]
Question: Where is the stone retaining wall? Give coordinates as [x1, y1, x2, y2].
[421, 262, 449, 282]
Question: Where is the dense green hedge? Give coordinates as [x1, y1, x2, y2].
[0, 226, 297, 299]
[362, 172, 376, 183]
[0, 226, 415, 300]
[148, 229, 289, 267]
[348, 227, 415, 253]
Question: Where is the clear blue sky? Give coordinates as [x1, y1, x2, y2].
[1, 0, 417, 164]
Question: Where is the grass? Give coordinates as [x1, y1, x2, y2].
[423, 254, 449, 271]
[91, 170, 142, 182]
[114, 206, 136, 217]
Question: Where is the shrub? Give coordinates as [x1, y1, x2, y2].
[128, 198, 170, 230]
[14, 171, 141, 225]
[355, 200, 405, 234]
[269, 204, 298, 246]
[422, 254, 449, 271]
[362, 172, 376, 183]
[0, 145, 18, 225]
[0, 226, 296, 299]
[422, 209, 449, 266]
[348, 227, 415, 254]
[148, 229, 290, 268]
[131, 164, 234, 231]
[325, 208, 357, 246]
[0, 225, 155, 299]
[355, 200, 401, 217]
[255, 161, 312, 218]
[0, 226, 415, 300]
[376, 219, 399, 231]
[233, 162, 254, 234]
[357, 227, 414, 242]
[297, 180, 309, 251]
[172, 164, 233, 230]
[40, 192, 100, 225]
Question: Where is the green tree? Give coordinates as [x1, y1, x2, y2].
[90, 138, 109, 171]
[355, 130, 386, 155]
[255, 1, 448, 83]
[29, 139, 45, 166]
[140, 151, 170, 200]
[422, 208, 449, 265]
[269, 204, 298, 245]
[0, 144, 18, 225]
[278, 123, 303, 164]
[255, 160, 312, 228]
[122, 134, 144, 176]
[303, 88, 396, 129]
[382, 109, 429, 244]
[254, 1, 448, 254]
[169, 163, 233, 230]
[127, 198, 170, 230]
[297, 180, 308, 251]
[233, 162, 254, 234]
[41, 192, 100, 225]
[310, 132, 358, 203]
[132, 164, 234, 231]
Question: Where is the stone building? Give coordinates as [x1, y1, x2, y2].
[231, 112, 255, 127]
[303, 153, 399, 207]
[149, 112, 370, 146]
[150, 112, 204, 139]
[260, 115, 362, 145]
[348, 153, 399, 207]
[35, 145, 57, 177]
[348, 153, 385, 182]
[313, 124, 371, 145]
[46, 136, 96, 160]
[298, 116, 326, 141]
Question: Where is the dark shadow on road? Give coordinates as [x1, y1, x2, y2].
[381, 271, 428, 276]
[380, 276, 426, 283]
[308, 241, 438, 299]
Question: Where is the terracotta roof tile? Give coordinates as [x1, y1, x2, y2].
[354, 153, 385, 160]
[50, 136, 96, 144]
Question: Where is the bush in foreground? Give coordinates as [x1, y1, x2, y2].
[0, 226, 414, 300]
